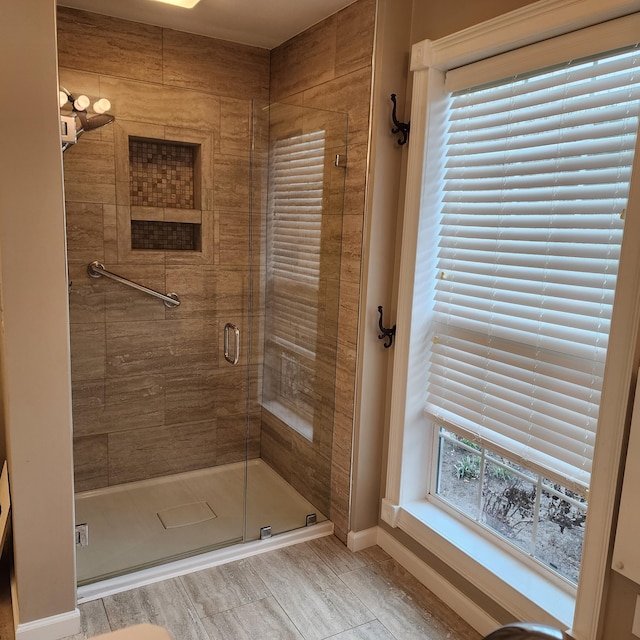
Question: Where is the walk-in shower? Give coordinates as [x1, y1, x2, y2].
[64, 95, 347, 586]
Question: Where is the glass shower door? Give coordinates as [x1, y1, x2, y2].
[68, 122, 254, 587]
[244, 101, 348, 542]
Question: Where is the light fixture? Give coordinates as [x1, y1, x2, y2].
[151, 0, 202, 7]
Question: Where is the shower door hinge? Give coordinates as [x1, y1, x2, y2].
[306, 513, 317, 527]
[260, 525, 272, 540]
[75, 523, 89, 547]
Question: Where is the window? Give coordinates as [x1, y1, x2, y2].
[427, 46, 638, 584]
[383, 7, 640, 637]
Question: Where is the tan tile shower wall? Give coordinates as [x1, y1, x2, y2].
[58, 7, 269, 491]
[264, 0, 376, 542]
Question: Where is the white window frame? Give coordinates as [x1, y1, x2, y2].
[383, 1, 640, 638]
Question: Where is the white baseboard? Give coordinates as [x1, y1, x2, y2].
[376, 526, 500, 636]
[15, 609, 80, 640]
[347, 527, 379, 552]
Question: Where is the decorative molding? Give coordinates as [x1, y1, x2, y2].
[347, 527, 379, 552]
[15, 609, 80, 640]
[571, 82, 640, 640]
[380, 499, 401, 527]
[377, 527, 501, 636]
[411, 0, 640, 72]
[397, 504, 574, 629]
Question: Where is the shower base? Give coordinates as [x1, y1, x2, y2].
[75, 459, 327, 587]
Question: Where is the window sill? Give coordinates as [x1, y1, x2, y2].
[390, 500, 576, 629]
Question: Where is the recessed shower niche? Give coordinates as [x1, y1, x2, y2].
[113, 123, 214, 262]
[128, 137, 201, 252]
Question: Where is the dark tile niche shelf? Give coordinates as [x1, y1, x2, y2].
[128, 137, 202, 252]
[130, 138, 195, 209]
[131, 220, 200, 251]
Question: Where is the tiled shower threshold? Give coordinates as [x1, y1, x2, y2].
[76, 459, 332, 602]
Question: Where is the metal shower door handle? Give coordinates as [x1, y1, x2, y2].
[224, 323, 240, 365]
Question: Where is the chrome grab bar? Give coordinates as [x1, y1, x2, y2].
[224, 322, 240, 365]
[87, 261, 180, 308]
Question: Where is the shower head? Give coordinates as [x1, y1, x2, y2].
[75, 109, 115, 132]
[60, 87, 115, 152]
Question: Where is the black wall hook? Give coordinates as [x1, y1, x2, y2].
[377, 306, 396, 349]
[390, 94, 410, 146]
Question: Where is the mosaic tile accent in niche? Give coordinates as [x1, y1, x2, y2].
[131, 220, 200, 251]
[129, 139, 195, 209]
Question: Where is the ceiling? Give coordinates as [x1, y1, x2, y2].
[57, 0, 359, 49]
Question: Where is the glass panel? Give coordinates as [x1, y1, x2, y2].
[70, 118, 248, 585]
[437, 434, 481, 519]
[245, 101, 348, 541]
[480, 459, 536, 554]
[535, 483, 587, 583]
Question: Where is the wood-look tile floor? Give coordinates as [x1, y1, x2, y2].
[61, 535, 481, 640]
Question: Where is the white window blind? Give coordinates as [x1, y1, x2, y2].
[267, 130, 326, 354]
[426, 46, 640, 492]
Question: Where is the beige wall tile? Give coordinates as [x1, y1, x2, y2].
[220, 98, 253, 157]
[163, 29, 269, 101]
[303, 67, 372, 148]
[102, 264, 168, 322]
[217, 412, 261, 464]
[64, 180, 116, 206]
[339, 214, 365, 285]
[70, 323, 106, 381]
[330, 462, 351, 538]
[260, 410, 293, 482]
[74, 434, 109, 492]
[57, 8, 163, 83]
[165, 369, 218, 426]
[65, 202, 105, 265]
[103, 374, 165, 431]
[63, 138, 115, 187]
[212, 366, 254, 417]
[331, 411, 354, 474]
[334, 355, 356, 420]
[214, 155, 251, 211]
[68, 262, 106, 324]
[71, 379, 105, 438]
[337, 280, 360, 349]
[343, 143, 369, 216]
[165, 265, 217, 319]
[108, 420, 218, 484]
[103, 204, 119, 264]
[335, 0, 376, 77]
[215, 268, 249, 315]
[106, 318, 217, 377]
[219, 210, 251, 267]
[73, 375, 166, 437]
[270, 18, 337, 102]
[290, 437, 331, 516]
[100, 77, 220, 132]
[58, 68, 101, 98]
